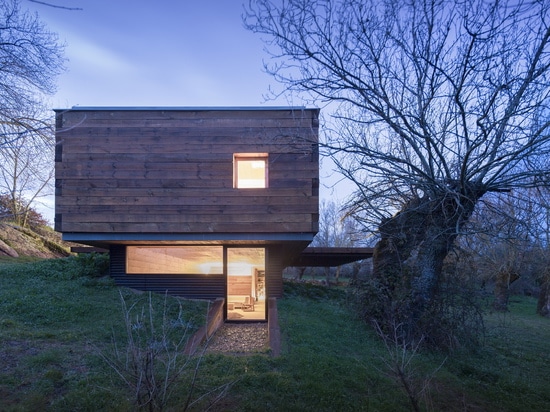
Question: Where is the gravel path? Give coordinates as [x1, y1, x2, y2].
[206, 323, 269, 354]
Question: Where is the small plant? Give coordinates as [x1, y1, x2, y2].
[100, 291, 232, 411]
[74, 252, 110, 277]
[373, 321, 446, 412]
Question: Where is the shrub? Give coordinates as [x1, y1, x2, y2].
[0, 194, 49, 228]
[100, 292, 233, 411]
[349, 265, 484, 352]
[74, 252, 110, 278]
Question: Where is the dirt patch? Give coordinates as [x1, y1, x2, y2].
[0, 222, 75, 258]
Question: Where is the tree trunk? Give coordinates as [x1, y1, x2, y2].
[370, 187, 482, 341]
[493, 269, 520, 312]
[537, 269, 550, 317]
[410, 229, 450, 315]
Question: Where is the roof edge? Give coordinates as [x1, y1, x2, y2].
[62, 232, 316, 242]
[54, 106, 316, 112]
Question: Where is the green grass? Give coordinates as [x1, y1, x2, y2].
[1, 258, 549, 411]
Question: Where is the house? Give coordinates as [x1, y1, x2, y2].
[54, 107, 320, 321]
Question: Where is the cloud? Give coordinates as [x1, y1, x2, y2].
[66, 34, 136, 75]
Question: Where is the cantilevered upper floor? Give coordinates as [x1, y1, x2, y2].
[54, 107, 320, 246]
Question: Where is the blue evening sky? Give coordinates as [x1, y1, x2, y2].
[23, 0, 351, 221]
[25, 0, 288, 107]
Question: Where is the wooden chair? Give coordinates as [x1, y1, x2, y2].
[242, 296, 255, 311]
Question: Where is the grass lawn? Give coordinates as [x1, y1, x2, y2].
[1, 257, 549, 411]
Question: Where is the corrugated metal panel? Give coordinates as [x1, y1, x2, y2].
[109, 245, 224, 300]
[266, 246, 284, 299]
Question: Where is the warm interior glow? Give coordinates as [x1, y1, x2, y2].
[228, 261, 254, 276]
[127, 246, 223, 274]
[226, 248, 266, 320]
[234, 154, 268, 188]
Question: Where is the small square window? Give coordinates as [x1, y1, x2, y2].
[234, 153, 268, 188]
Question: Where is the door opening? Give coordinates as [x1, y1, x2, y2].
[226, 247, 266, 321]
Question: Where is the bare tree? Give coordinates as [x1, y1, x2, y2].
[0, 0, 65, 147]
[245, 0, 550, 341]
[465, 192, 533, 311]
[27, 0, 82, 11]
[527, 186, 550, 317]
[470, 188, 550, 315]
[0, 0, 64, 225]
[312, 200, 362, 284]
[0, 111, 54, 226]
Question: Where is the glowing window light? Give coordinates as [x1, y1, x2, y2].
[234, 154, 268, 188]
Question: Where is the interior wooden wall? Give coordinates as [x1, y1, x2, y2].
[227, 276, 253, 296]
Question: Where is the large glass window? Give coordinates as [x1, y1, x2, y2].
[126, 246, 223, 274]
[233, 153, 268, 188]
[227, 247, 266, 321]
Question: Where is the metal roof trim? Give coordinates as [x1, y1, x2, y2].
[54, 106, 312, 112]
[62, 232, 315, 242]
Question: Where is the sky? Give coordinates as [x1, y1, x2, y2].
[24, 0, 288, 108]
[22, 0, 351, 222]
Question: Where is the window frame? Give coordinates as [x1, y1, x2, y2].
[233, 153, 269, 189]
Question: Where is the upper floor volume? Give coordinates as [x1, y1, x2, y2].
[54, 106, 320, 244]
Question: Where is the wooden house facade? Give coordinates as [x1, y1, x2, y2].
[54, 107, 319, 321]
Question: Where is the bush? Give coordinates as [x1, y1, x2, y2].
[0, 194, 49, 228]
[11, 254, 111, 281]
[73, 253, 110, 278]
[283, 279, 346, 301]
[349, 265, 484, 352]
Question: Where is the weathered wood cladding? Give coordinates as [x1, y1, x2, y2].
[55, 108, 319, 235]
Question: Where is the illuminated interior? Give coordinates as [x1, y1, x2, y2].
[126, 245, 266, 321]
[126, 246, 223, 274]
[227, 247, 266, 321]
[234, 153, 268, 188]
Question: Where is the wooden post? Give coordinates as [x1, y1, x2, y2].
[184, 298, 225, 355]
[268, 297, 281, 357]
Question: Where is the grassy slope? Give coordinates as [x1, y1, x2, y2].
[1, 259, 549, 411]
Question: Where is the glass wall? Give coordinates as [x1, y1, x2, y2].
[227, 247, 266, 320]
[126, 246, 223, 274]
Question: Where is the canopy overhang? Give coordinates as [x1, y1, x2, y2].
[292, 247, 374, 267]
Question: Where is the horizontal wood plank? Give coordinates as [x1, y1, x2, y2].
[58, 151, 317, 163]
[59, 110, 317, 129]
[56, 158, 316, 173]
[57, 177, 313, 190]
[58, 125, 317, 139]
[59, 221, 316, 233]
[56, 194, 318, 207]
[56, 203, 319, 215]
[57, 186, 312, 198]
[58, 143, 316, 156]
[60, 212, 313, 224]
